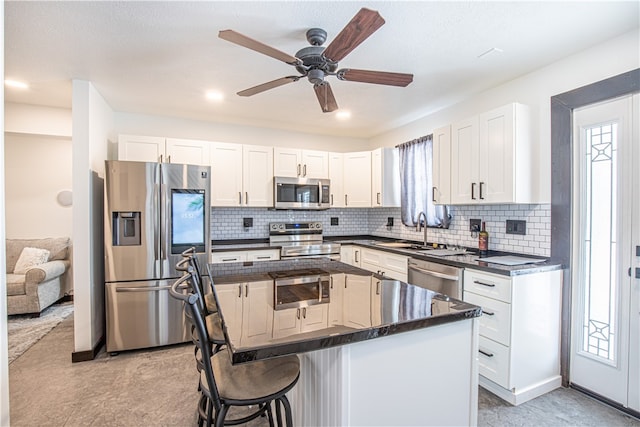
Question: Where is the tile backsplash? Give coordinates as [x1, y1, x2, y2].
[211, 204, 551, 257]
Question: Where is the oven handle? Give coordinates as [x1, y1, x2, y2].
[408, 265, 459, 281]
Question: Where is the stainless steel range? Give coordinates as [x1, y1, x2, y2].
[269, 221, 340, 259]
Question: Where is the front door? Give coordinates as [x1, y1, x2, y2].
[570, 94, 639, 411]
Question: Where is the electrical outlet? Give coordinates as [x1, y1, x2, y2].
[469, 219, 481, 232]
[387, 217, 394, 227]
[330, 217, 339, 226]
[242, 218, 253, 228]
[506, 219, 526, 235]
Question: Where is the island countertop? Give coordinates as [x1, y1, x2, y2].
[208, 258, 482, 364]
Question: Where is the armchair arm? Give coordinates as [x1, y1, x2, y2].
[24, 260, 68, 285]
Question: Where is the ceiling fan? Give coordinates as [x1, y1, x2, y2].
[218, 8, 414, 113]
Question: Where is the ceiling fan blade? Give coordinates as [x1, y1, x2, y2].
[314, 81, 339, 113]
[237, 76, 300, 97]
[322, 8, 385, 63]
[338, 69, 413, 87]
[219, 30, 300, 65]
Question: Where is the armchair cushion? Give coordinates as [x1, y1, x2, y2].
[13, 247, 50, 274]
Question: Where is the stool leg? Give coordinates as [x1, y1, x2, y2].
[275, 399, 283, 426]
[280, 395, 294, 427]
[213, 404, 229, 427]
[266, 402, 275, 427]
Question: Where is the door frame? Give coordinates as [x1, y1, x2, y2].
[550, 69, 640, 395]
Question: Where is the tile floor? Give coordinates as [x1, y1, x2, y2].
[8, 313, 640, 426]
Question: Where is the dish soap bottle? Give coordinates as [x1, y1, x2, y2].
[479, 222, 489, 256]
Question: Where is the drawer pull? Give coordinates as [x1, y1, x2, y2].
[479, 349, 494, 358]
[474, 280, 495, 287]
[255, 256, 271, 260]
[222, 258, 237, 262]
[483, 310, 495, 316]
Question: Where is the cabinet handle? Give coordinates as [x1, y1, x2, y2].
[159, 154, 163, 163]
[345, 276, 348, 289]
[245, 192, 248, 205]
[167, 155, 171, 163]
[238, 285, 242, 298]
[483, 310, 495, 316]
[303, 307, 307, 318]
[354, 250, 359, 263]
[376, 281, 381, 295]
[479, 182, 485, 200]
[474, 280, 496, 288]
[330, 276, 333, 289]
[297, 308, 301, 319]
[245, 284, 248, 298]
[471, 183, 477, 200]
[479, 349, 494, 358]
[238, 192, 242, 205]
[303, 164, 307, 177]
[345, 194, 348, 206]
[255, 256, 270, 260]
[432, 187, 437, 202]
[297, 164, 301, 176]
[222, 258, 237, 262]
[331, 194, 334, 206]
[377, 192, 381, 205]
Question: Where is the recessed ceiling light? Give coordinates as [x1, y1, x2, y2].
[205, 91, 224, 102]
[5, 79, 29, 89]
[336, 111, 351, 120]
[477, 48, 503, 59]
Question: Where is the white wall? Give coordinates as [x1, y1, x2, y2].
[369, 29, 640, 202]
[4, 103, 72, 137]
[113, 111, 370, 155]
[4, 133, 73, 239]
[72, 80, 112, 354]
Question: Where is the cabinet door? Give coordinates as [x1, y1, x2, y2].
[371, 148, 383, 206]
[329, 152, 345, 207]
[343, 275, 372, 328]
[478, 104, 515, 203]
[273, 147, 301, 177]
[243, 145, 273, 207]
[118, 135, 165, 162]
[339, 245, 354, 265]
[432, 125, 451, 205]
[300, 305, 328, 332]
[210, 142, 243, 206]
[450, 117, 479, 204]
[302, 150, 329, 179]
[328, 274, 344, 326]
[165, 138, 210, 166]
[242, 281, 274, 345]
[273, 308, 301, 339]
[343, 151, 372, 207]
[213, 283, 243, 342]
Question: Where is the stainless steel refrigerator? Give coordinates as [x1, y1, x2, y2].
[104, 160, 211, 353]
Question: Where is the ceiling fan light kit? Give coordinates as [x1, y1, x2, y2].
[218, 7, 413, 113]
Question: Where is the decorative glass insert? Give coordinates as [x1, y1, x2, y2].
[581, 122, 618, 361]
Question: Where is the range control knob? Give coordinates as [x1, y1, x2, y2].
[270, 224, 278, 230]
[314, 222, 322, 229]
[278, 224, 284, 230]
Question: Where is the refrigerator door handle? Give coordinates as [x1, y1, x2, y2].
[116, 285, 172, 292]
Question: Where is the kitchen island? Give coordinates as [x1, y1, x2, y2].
[209, 258, 482, 426]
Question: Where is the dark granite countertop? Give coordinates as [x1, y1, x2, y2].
[210, 235, 563, 276]
[209, 258, 481, 364]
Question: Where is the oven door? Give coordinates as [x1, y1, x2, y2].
[274, 177, 330, 210]
[274, 275, 330, 310]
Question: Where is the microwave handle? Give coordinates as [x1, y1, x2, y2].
[318, 181, 322, 206]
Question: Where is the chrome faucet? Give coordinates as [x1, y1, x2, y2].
[416, 211, 428, 247]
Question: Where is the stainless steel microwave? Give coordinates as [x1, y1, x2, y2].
[274, 176, 330, 210]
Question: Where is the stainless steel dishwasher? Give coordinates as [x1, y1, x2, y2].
[407, 258, 463, 299]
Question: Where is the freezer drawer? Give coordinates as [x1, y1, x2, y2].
[106, 280, 189, 352]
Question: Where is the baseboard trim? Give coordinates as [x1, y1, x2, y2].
[71, 335, 104, 363]
[479, 375, 562, 406]
[570, 383, 640, 420]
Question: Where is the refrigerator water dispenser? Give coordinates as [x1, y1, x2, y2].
[113, 211, 141, 246]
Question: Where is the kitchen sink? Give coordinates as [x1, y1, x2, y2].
[374, 241, 414, 248]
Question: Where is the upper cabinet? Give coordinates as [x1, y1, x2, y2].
[451, 103, 537, 204]
[328, 152, 345, 208]
[343, 151, 372, 207]
[210, 142, 273, 207]
[118, 135, 209, 165]
[432, 125, 451, 205]
[274, 148, 329, 179]
[371, 147, 400, 207]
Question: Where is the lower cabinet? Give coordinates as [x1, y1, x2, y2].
[463, 268, 563, 405]
[210, 249, 280, 264]
[359, 247, 408, 282]
[272, 305, 328, 339]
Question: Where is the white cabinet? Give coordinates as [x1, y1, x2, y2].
[343, 151, 372, 207]
[328, 152, 345, 208]
[213, 280, 274, 347]
[463, 268, 563, 405]
[118, 135, 209, 165]
[340, 245, 362, 267]
[371, 147, 400, 207]
[274, 148, 328, 179]
[432, 125, 451, 205]
[343, 274, 373, 328]
[328, 274, 345, 326]
[210, 142, 273, 207]
[272, 305, 328, 339]
[210, 249, 280, 264]
[451, 103, 536, 204]
[359, 247, 408, 282]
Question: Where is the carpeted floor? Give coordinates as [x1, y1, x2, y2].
[7, 301, 74, 364]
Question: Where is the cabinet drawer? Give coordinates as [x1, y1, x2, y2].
[381, 252, 408, 274]
[464, 291, 511, 346]
[211, 251, 246, 264]
[246, 249, 280, 262]
[464, 269, 511, 303]
[478, 336, 510, 389]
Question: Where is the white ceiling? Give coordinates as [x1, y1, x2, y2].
[4, 1, 639, 138]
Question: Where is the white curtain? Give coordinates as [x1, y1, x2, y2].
[397, 135, 450, 228]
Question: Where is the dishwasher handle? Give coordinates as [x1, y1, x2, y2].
[408, 264, 459, 282]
